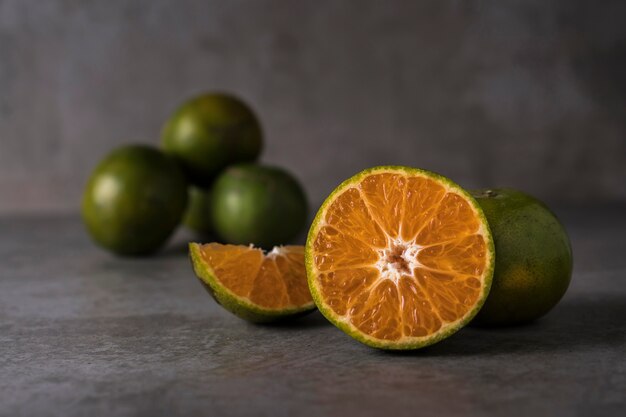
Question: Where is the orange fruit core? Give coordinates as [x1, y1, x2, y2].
[309, 171, 491, 343]
[199, 244, 312, 309]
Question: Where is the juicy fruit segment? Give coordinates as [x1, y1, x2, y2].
[81, 145, 188, 256]
[161, 93, 263, 187]
[189, 243, 315, 322]
[307, 167, 494, 349]
[471, 189, 572, 325]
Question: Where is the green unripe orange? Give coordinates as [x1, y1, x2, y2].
[183, 186, 214, 236]
[211, 164, 308, 249]
[471, 189, 573, 325]
[161, 93, 263, 187]
[81, 145, 188, 256]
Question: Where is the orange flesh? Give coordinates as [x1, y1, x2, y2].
[312, 173, 488, 341]
[199, 244, 312, 309]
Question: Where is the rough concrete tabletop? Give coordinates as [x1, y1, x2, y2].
[1, 207, 625, 417]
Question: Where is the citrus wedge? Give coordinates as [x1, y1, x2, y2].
[306, 166, 494, 349]
[189, 243, 315, 322]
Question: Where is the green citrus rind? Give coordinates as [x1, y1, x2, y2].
[470, 188, 573, 326]
[81, 144, 188, 256]
[161, 93, 263, 187]
[189, 243, 316, 323]
[305, 166, 495, 350]
[183, 186, 214, 236]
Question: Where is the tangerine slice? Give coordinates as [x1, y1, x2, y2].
[306, 166, 494, 349]
[189, 243, 315, 322]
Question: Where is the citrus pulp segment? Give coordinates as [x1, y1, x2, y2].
[306, 166, 494, 349]
[189, 243, 315, 322]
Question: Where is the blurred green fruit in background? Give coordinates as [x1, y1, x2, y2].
[81, 145, 188, 256]
[183, 186, 214, 236]
[211, 164, 308, 249]
[161, 93, 263, 187]
[471, 188, 573, 326]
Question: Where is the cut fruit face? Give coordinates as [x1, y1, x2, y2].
[189, 243, 315, 322]
[306, 166, 494, 349]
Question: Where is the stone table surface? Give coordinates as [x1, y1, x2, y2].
[1, 207, 625, 417]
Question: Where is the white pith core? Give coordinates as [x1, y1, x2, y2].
[267, 246, 283, 257]
[250, 245, 289, 258]
[375, 238, 423, 284]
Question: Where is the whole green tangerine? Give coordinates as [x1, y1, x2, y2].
[81, 144, 188, 256]
[183, 186, 214, 236]
[471, 188, 573, 326]
[211, 164, 308, 249]
[161, 92, 263, 187]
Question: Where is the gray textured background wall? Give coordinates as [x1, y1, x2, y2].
[1, 0, 625, 213]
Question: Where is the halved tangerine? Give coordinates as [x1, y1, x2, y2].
[189, 243, 315, 322]
[305, 166, 494, 349]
